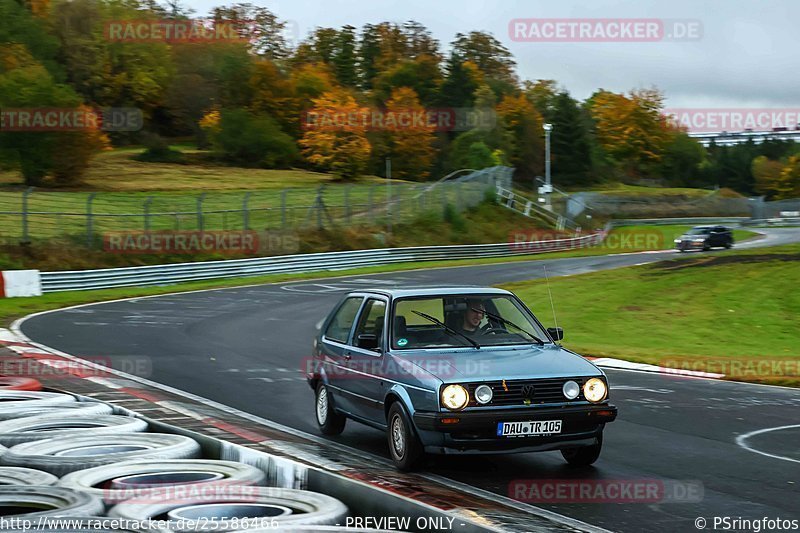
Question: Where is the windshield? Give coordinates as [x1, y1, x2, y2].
[688, 228, 712, 235]
[391, 295, 549, 350]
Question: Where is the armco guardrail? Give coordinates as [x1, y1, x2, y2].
[39, 231, 608, 293]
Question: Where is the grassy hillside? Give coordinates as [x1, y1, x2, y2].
[503, 243, 800, 386]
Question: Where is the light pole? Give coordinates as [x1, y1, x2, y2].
[543, 123, 553, 210]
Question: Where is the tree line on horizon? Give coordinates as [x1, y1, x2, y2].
[0, 0, 798, 199]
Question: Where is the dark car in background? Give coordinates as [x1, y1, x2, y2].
[675, 225, 734, 251]
[307, 287, 617, 470]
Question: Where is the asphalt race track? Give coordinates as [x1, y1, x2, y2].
[21, 228, 800, 532]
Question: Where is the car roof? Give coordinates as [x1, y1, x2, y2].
[346, 286, 513, 299]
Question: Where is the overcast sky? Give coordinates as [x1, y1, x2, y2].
[190, 0, 798, 109]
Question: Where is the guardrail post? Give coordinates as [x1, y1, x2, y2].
[86, 193, 97, 247]
[21, 187, 33, 245]
[196, 193, 206, 232]
[144, 196, 153, 232]
[242, 192, 251, 230]
[281, 189, 287, 229]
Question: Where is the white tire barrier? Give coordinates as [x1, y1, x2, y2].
[0, 466, 58, 486]
[59, 459, 268, 505]
[0, 415, 149, 446]
[0, 402, 114, 421]
[109, 487, 348, 529]
[0, 434, 201, 476]
[0, 486, 103, 517]
[0, 392, 76, 415]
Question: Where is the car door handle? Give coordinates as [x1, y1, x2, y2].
[343, 353, 352, 360]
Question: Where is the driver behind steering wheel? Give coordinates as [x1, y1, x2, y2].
[457, 298, 491, 337]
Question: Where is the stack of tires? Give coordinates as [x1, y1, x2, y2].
[0, 391, 389, 532]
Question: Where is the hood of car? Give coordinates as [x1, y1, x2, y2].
[394, 345, 602, 383]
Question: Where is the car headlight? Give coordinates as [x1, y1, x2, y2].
[441, 384, 469, 410]
[474, 384, 493, 404]
[583, 378, 607, 403]
[562, 380, 580, 400]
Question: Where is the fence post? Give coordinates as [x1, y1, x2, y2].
[144, 197, 153, 232]
[344, 186, 351, 225]
[242, 192, 251, 230]
[21, 187, 33, 244]
[368, 185, 375, 224]
[316, 185, 324, 230]
[85, 193, 97, 247]
[280, 189, 288, 229]
[196, 193, 206, 232]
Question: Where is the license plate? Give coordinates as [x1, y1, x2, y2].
[497, 420, 562, 437]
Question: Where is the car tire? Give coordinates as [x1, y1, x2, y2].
[561, 434, 603, 467]
[0, 466, 59, 486]
[0, 486, 104, 517]
[58, 459, 268, 505]
[109, 487, 348, 528]
[0, 433, 201, 476]
[386, 402, 423, 471]
[0, 402, 113, 421]
[0, 414, 149, 446]
[315, 383, 346, 436]
[725, 242, 732, 249]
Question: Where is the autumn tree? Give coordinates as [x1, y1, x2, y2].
[300, 89, 371, 180]
[587, 88, 671, 179]
[0, 45, 106, 185]
[451, 31, 516, 86]
[382, 87, 436, 181]
[496, 93, 544, 178]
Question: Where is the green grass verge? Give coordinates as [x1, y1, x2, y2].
[502, 243, 800, 387]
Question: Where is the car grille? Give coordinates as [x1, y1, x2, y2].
[465, 377, 592, 407]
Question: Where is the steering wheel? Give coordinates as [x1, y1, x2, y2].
[478, 325, 505, 335]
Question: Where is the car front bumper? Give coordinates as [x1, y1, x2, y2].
[412, 403, 617, 454]
[675, 240, 706, 250]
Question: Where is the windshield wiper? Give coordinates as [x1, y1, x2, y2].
[473, 308, 545, 345]
[411, 311, 481, 349]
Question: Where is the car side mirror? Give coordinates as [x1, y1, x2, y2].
[356, 333, 380, 351]
[547, 327, 564, 341]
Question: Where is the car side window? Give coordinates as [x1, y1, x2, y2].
[324, 297, 363, 344]
[353, 299, 387, 350]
